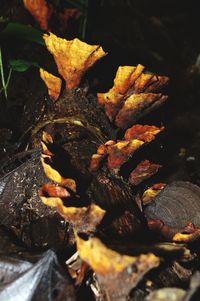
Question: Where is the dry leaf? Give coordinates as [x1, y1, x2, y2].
[40, 132, 105, 233]
[98, 65, 168, 129]
[107, 139, 144, 172]
[124, 124, 164, 142]
[40, 191, 105, 233]
[41, 132, 77, 192]
[77, 235, 160, 301]
[43, 33, 107, 90]
[115, 93, 167, 129]
[90, 124, 163, 173]
[23, 0, 51, 31]
[129, 160, 161, 186]
[40, 68, 62, 101]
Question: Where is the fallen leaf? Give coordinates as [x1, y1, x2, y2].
[129, 160, 161, 186]
[107, 139, 144, 172]
[124, 124, 164, 142]
[43, 33, 107, 90]
[40, 68, 62, 101]
[0, 250, 76, 301]
[40, 193, 105, 233]
[41, 132, 76, 191]
[40, 132, 105, 233]
[115, 93, 167, 129]
[77, 235, 160, 301]
[90, 124, 163, 173]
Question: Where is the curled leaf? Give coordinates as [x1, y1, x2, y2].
[41, 132, 76, 191]
[107, 139, 144, 172]
[90, 124, 163, 173]
[77, 235, 160, 301]
[40, 132, 105, 233]
[98, 65, 168, 129]
[115, 93, 167, 129]
[43, 33, 107, 90]
[128, 160, 161, 186]
[23, 0, 51, 31]
[40, 68, 62, 101]
[40, 190, 105, 233]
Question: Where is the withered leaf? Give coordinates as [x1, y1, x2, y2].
[41, 132, 76, 192]
[98, 65, 168, 129]
[0, 250, 76, 301]
[115, 93, 167, 129]
[107, 139, 144, 172]
[43, 33, 107, 90]
[40, 191, 106, 233]
[23, 0, 51, 31]
[124, 124, 164, 142]
[129, 160, 161, 186]
[40, 133, 105, 233]
[77, 235, 160, 301]
[40, 68, 62, 101]
[90, 124, 163, 173]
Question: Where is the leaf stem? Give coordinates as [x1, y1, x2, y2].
[0, 47, 7, 98]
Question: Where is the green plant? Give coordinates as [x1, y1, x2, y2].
[0, 47, 12, 99]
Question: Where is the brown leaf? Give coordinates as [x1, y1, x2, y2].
[89, 141, 115, 172]
[40, 183, 71, 198]
[115, 93, 167, 129]
[40, 68, 62, 101]
[23, 0, 51, 31]
[107, 139, 144, 172]
[77, 235, 160, 301]
[40, 194, 105, 233]
[124, 124, 164, 142]
[89, 125, 163, 173]
[98, 65, 168, 129]
[41, 132, 77, 192]
[129, 160, 161, 186]
[43, 33, 107, 90]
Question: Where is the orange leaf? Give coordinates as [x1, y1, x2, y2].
[115, 93, 167, 129]
[124, 124, 164, 142]
[43, 33, 107, 90]
[129, 160, 161, 186]
[98, 65, 168, 129]
[107, 140, 144, 172]
[40, 194, 105, 233]
[23, 0, 51, 31]
[40, 68, 62, 101]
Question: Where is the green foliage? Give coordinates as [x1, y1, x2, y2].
[0, 22, 44, 45]
[9, 59, 39, 72]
